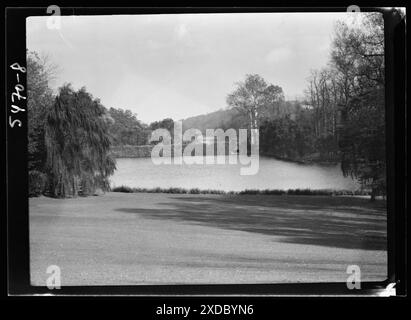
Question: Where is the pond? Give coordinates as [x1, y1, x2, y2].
[110, 156, 359, 192]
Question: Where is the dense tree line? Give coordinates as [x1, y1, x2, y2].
[307, 13, 385, 199]
[106, 110, 177, 146]
[259, 112, 316, 160]
[222, 14, 385, 199]
[107, 108, 148, 146]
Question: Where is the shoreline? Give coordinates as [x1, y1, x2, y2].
[110, 145, 340, 165]
[110, 185, 380, 198]
[259, 153, 340, 165]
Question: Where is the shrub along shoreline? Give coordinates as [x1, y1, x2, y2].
[111, 185, 373, 196]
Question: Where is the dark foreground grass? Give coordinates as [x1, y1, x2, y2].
[112, 185, 373, 196]
[30, 192, 387, 284]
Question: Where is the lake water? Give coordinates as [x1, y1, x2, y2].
[110, 156, 359, 192]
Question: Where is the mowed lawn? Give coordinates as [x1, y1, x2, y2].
[30, 192, 387, 285]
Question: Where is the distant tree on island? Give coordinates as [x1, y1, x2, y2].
[226, 74, 284, 143]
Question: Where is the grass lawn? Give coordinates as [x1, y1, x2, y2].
[30, 192, 387, 285]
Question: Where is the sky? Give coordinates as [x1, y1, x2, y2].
[27, 12, 355, 123]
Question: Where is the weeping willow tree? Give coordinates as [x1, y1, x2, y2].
[45, 84, 116, 197]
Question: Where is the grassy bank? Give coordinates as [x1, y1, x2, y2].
[30, 192, 387, 285]
[111, 185, 374, 196]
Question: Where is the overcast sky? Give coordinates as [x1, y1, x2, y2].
[27, 13, 355, 123]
